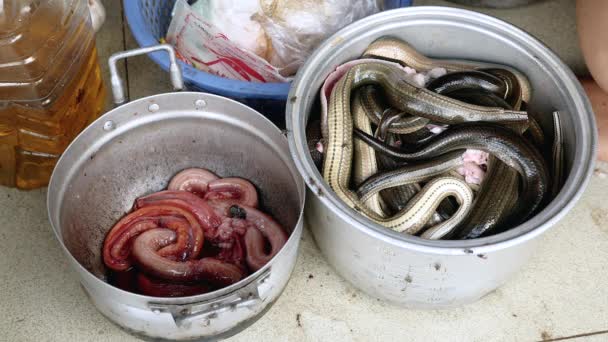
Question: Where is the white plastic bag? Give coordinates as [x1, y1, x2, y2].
[253, 0, 380, 75]
[189, 0, 269, 60]
[167, 0, 289, 83]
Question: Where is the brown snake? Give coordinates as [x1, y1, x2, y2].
[363, 37, 532, 102]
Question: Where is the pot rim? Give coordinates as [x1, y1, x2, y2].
[286, 6, 597, 255]
[47, 92, 306, 303]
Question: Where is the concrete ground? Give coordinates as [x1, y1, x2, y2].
[2, 0, 607, 341]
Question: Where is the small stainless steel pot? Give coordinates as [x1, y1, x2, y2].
[286, 7, 596, 308]
[47, 45, 305, 340]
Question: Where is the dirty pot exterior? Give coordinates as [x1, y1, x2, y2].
[48, 91, 305, 340]
[286, 7, 596, 307]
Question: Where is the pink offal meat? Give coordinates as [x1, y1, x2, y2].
[102, 168, 288, 297]
[457, 149, 490, 184]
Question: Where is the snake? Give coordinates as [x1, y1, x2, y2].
[415, 86, 527, 238]
[439, 88, 514, 109]
[319, 38, 532, 138]
[367, 78, 545, 238]
[480, 68, 523, 110]
[426, 72, 538, 140]
[373, 111, 458, 222]
[365, 101, 446, 225]
[353, 123, 550, 224]
[372, 109, 421, 215]
[454, 156, 520, 239]
[357, 151, 465, 203]
[426, 70, 508, 99]
[340, 62, 528, 125]
[427, 74, 545, 147]
[362, 37, 532, 103]
[359, 85, 430, 134]
[399, 177, 473, 238]
[360, 37, 544, 144]
[526, 113, 546, 147]
[352, 90, 385, 216]
[551, 111, 564, 197]
[324, 62, 474, 235]
[400, 127, 436, 145]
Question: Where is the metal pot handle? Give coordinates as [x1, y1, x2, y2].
[108, 44, 184, 105]
[148, 268, 272, 327]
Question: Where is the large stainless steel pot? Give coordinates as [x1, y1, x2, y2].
[286, 7, 596, 308]
[47, 45, 305, 340]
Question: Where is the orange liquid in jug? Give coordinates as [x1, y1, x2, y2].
[0, 0, 106, 189]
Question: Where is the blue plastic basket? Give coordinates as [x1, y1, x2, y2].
[124, 0, 413, 125]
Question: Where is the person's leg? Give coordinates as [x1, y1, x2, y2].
[580, 78, 608, 160]
[576, 0, 608, 160]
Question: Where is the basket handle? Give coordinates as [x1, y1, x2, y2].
[108, 44, 184, 105]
